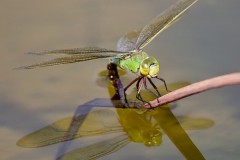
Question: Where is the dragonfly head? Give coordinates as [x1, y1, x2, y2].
[140, 57, 159, 78]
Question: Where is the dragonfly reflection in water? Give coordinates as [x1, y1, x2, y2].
[17, 106, 214, 160]
[19, 0, 198, 103]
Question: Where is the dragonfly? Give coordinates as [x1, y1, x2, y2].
[19, 0, 198, 103]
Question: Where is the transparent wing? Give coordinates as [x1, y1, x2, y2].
[117, 29, 142, 52]
[17, 47, 130, 69]
[57, 134, 130, 160]
[27, 47, 124, 55]
[18, 54, 118, 69]
[17, 109, 123, 147]
[135, 0, 198, 50]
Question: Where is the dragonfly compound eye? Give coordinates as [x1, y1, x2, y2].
[140, 57, 159, 78]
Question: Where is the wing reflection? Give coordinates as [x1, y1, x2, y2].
[17, 109, 122, 148]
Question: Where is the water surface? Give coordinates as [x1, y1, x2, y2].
[1, 0, 240, 159]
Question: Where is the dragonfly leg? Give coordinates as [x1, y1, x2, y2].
[135, 77, 144, 102]
[124, 76, 161, 108]
[124, 77, 140, 92]
[155, 76, 171, 92]
[135, 77, 153, 108]
[124, 77, 140, 106]
[146, 78, 161, 96]
[147, 78, 161, 103]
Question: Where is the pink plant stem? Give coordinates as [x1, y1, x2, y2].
[144, 73, 240, 109]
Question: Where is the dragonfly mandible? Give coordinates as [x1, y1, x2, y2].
[19, 0, 198, 103]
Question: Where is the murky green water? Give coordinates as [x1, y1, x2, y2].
[1, 0, 240, 159]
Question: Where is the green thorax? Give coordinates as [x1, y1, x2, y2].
[112, 52, 149, 75]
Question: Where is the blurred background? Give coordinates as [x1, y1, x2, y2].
[0, 0, 240, 159]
